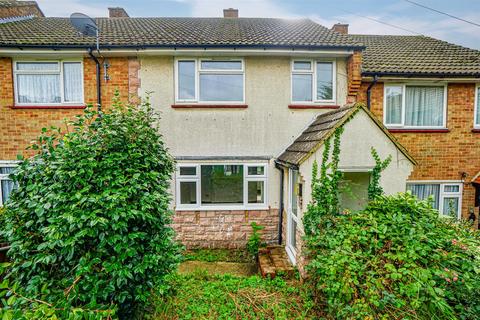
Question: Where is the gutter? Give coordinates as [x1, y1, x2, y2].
[274, 161, 285, 245]
[88, 48, 102, 112]
[366, 75, 378, 110]
[363, 71, 480, 79]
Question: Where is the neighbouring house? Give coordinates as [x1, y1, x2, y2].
[0, 6, 477, 266]
[0, 0, 43, 22]
[349, 33, 480, 223]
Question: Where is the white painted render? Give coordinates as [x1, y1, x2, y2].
[293, 109, 414, 231]
[139, 55, 349, 209]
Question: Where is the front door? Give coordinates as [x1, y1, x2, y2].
[286, 169, 299, 264]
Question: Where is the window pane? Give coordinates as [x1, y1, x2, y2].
[292, 74, 312, 101]
[385, 86, 403, 124]
[293, 61, 311, 71]
[201, 165, 243, 204]
[17, 74, 61, 103]
[180, 181, 197, 205]
[290, 219, 297, 249]
[200, 61, 242, 70]
[0, 167, 15, 174]
[178, 61, 196, 100]
[199, 74, 243, 101]
[405, 86, 444, 126]
[291, 170, 299, 216]
[444, 185, 460, 193]
[63, 62, 82, 102]
[17, 62, 59, 71]
[247, 166, 264, 176]
[180, 166, 196, 176]
[407, 184, 440, 209]
[248, 181, 265, 204]
[442, 197, 459, 218]
[476, 87, 480, 125]
[1, 180, 15, 206]
[316, 62, 333, 100]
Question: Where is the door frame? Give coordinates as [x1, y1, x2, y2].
[286, 168, 299, 264]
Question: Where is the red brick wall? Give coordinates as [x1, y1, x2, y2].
[359, 81, 480, 220]
[0, 1, 44, 19]
[0, 56, 135, 160]
[172, 209, 279, 248]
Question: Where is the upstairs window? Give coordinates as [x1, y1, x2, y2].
[14, 61, 83, 106]
[176, 59, 244, 103]
[291, 60, 336, 103]
[475, 85, 480, 128]
[384, 84, 446, 128]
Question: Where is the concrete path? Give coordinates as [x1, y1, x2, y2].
[178, 260, 257, 277]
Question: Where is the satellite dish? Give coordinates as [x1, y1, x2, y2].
[70, 12, 99, 50]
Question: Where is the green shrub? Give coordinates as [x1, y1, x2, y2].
[246, 222, 265, 259]
[0, 94, 180, 319]
[305, 193, 480, 319]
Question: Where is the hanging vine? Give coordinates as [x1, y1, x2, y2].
[367, 147, 392, 200]
[304, 126, 344, 237]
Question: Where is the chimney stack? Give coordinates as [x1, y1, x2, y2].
[331, 23, 349, 34]
[108, 7, 129, 18]
[223, 8, 238, 18]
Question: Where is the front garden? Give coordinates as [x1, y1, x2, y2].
[0, 95, 479, 319]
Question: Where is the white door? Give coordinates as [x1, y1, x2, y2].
[286, 169, 299, 264]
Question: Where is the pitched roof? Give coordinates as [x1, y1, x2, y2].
[277, 103, 415, 166]
[350, 34, 480, 77]
[0, 17, 364, 49]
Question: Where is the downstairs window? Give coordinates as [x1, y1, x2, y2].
[407, 182, 462, 218]
[0, 163, 17, 206]
[176, 163, 267, 209]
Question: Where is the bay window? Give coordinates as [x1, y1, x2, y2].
[175, 59, 244, 103]
[407, 182, 462, 218]
[475, 85, 480, 128]
[291, 60, 336, 103]
[384, 84, 446, 128]
[176, 163, 267, 209]
[14, 60, 83, 106]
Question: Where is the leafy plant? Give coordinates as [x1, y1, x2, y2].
[305, 193, 480, 319]
[303, 126, 343, 237]
[367, 147, 392, 200]
[246, 222, 265, 259]
[0, 93, 180, 319]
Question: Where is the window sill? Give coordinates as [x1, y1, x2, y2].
[171, 104, 248, 109]
[175, 205, 269, 211]
[388, 128, 450, 133]
[472, 128, 480, 133]
[288, 104, 340, 110]
[12, 105, 86, 110]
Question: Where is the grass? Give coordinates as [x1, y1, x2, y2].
[148, 270, 314, 320]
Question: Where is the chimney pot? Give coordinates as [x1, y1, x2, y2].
[223, 8, 238, 18]
[108, 7, 129, 18]
[331, 23, 349, 34]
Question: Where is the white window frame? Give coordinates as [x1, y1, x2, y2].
[175, 162, 268, 210]
[0, 160, 18, 206]
[13, 59, 84, 107]
[290, 59, 337, 105]
[383, 83, 448, 129]
[474, 84, 480, 129]
[407, 181, 463, 219]
[174, 58, 245, 104]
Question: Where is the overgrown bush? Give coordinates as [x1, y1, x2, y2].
[306, 193, 480, 319]
[0, 94, 180, 319]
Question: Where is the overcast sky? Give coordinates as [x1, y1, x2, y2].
[36, 0, 480, 49]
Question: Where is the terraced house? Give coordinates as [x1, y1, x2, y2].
[0, 3, 478, 266]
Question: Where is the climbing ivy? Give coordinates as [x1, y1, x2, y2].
[303, 126, 343, 237]
[367, 147, 392, 200]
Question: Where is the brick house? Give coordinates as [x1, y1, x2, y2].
[0, 7, 477, 266]
[350, 34, 480, 223]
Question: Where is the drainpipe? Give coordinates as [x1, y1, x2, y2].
[88, 48, 102, 112]
[275, 161, 285, 245]
[366, 75, 378, 110]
